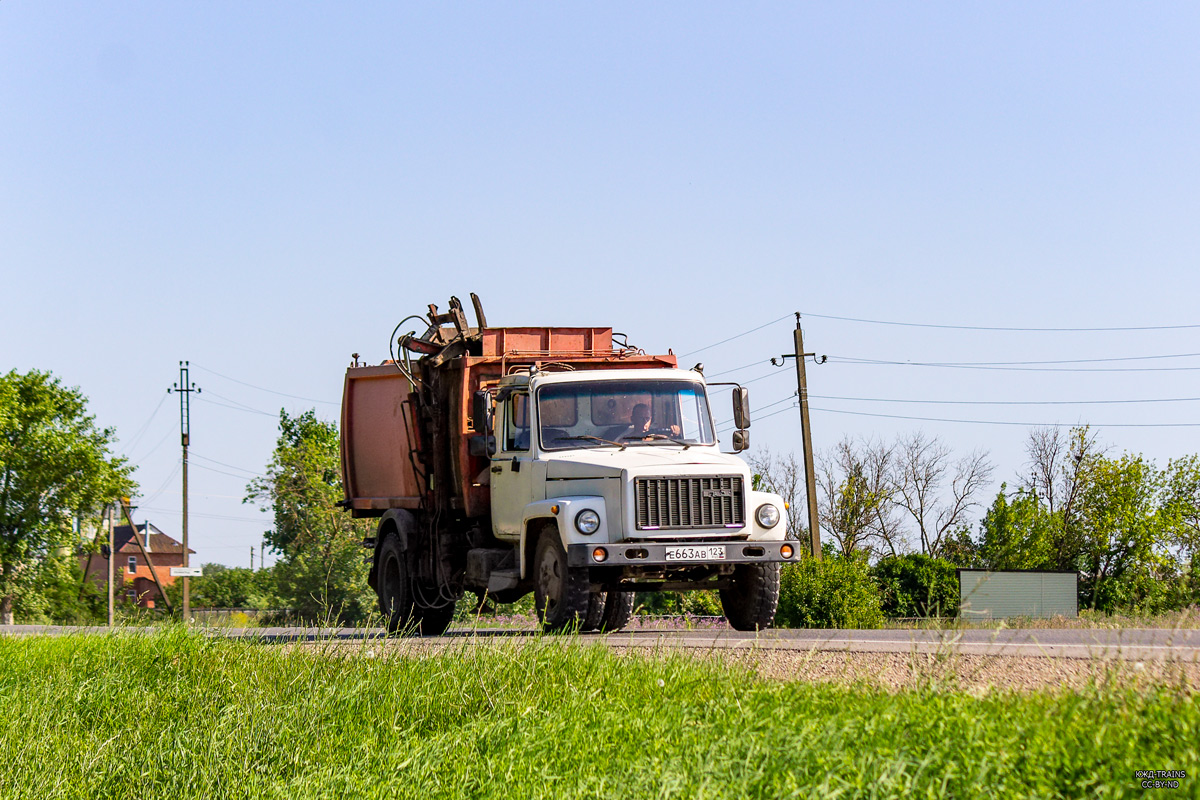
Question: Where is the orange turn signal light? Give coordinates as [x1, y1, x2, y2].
[551, 504, 560, 515]
[592, 547, 608, 563]
[780, 544, 794, 559]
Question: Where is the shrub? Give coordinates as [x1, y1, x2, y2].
[775, 555, 883, 629]
[871, 554, 959, 618]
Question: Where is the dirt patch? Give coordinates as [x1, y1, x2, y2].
[744, 649, 1200, 693]
[290, 635, 1200, 694]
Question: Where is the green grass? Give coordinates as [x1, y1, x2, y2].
[1, 630, 1197, 799]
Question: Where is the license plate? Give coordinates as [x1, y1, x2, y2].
[664, 545, 726, 561]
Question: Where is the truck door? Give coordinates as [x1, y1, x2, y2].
[490, 392, 535, 541]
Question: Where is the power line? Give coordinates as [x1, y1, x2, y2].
[138, 460, 182, 506]
[717, 402, 798, 433]
[832, 352, 1200, 367]
[800, 311, 1200, 332]
[809, 406, 1200, 428]
[826, 357, 1200, 373]
[141, 505, 266, 523]
[190, 462, 264, 482]
[196, 394, 277, 417]
[190, 452, 266, 478]
[122, 393, 170, 453]
[194, 365, 338, 406]
[811, 393, 1200, 407]
[680, 314, 792, 357]
[128, 427, 177, 462]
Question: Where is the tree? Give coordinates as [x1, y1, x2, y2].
[1076, 453, 1173, 611]
[978, 485, 1059, 571]
[164, 563, 273, 609]
[0, 370, 133, 624]
[1163, 455, 1200, 601]
[1021, 426, 1102, 572]
[892, 432, 993, 558]
[815, 437, 899, 558]
[244, 409, 374, 623]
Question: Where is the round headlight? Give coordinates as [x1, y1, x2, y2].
[575, 509, 601, 535]
[756, 503, 781, 529]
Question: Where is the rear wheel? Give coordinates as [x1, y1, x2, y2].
[599, 590, 635, 632]
[377, 533, 416, 634]
[719, 563, 781, 631]
[533, 532, 590, 632]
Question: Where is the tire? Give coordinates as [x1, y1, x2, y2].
[533, 532, 590, 632]
[719, 563, 781, 631]
[377, 532, 416, 634]
[599, 590, 635, 632]
[582, 592, 607, 632]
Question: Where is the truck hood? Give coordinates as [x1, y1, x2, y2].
[544, 446, 749, 480]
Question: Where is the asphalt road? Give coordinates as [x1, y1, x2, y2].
[6, 624, 1200, 661]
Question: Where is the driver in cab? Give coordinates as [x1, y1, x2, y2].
[614, 403, 680, 441]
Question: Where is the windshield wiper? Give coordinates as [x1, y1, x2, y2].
[643, 434, 692, 450]
[555, 435, 627, 451]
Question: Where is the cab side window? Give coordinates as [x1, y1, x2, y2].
[504, 393, 529, 452]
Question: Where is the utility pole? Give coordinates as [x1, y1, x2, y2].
[107, 504, 114, 626]
[772, 314, 824, 560]
[250, 547, 255, 571]
[169, 362, 200, 622]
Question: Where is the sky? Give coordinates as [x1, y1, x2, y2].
[3, 3, 1199, 567]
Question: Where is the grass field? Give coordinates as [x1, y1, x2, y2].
[2, 629, 1197, 799]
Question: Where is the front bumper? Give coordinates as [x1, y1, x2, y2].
[567, 540, 798, 568]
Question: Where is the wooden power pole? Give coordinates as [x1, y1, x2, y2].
[169, 362, 200, 622]
[786, 314, 822, 559]
[107, 505, 114, 625]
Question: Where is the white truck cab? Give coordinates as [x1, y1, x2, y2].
[482, 367, 794, 630]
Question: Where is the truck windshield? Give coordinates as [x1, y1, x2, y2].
[537, 379, 716, 450]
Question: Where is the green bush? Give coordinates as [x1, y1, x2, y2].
[775, 555, 883, 629]
[871, 554, 959, 618]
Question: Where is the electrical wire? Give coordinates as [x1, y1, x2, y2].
[799, 311, 1200, 332]
[808, 406, 1200, 428]
[139, 461, 182, 506]
[193, 365, 338, 405]
[190, 452, 266, 478]
[196, 394, 277, 417]
[128, 427, 177, 462]
[190, 462, 265, 482]
[716, 403, 798, 433]
[679, 314, 792, 357]
[122, 393, 169, 454]
[809, 393, 1200, 407]
[826, 357, 1200, 373]
[140, 505, 266, 523]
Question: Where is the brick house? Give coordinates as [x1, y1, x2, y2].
[81, 522, 196, 609]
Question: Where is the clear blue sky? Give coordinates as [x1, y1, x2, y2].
[4, 3, 1199, 566]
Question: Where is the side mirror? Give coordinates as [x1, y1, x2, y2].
[732, 430, 750, 452]
[471, 390, 492, 434]
[732, 387, 751, 430]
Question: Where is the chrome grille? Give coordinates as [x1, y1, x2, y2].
[635, 475, 745, 530]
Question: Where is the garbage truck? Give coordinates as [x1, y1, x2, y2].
[339, 294, 795, 634]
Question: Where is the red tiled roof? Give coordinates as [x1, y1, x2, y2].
[112, 524, 196, 555]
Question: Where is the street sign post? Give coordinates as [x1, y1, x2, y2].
[170, 567, 204, 578]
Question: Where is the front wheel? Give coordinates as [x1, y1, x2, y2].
[599, 590, 635, 632]
[719, 563, 781, 631]
[582, 592, 607, 632]
[534, 532, 590, 632]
